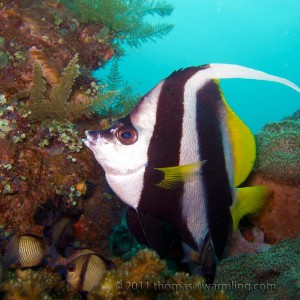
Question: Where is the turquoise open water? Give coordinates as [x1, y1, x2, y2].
[95, 0, 300, 133]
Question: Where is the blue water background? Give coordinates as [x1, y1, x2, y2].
[94, 0, 300, 133]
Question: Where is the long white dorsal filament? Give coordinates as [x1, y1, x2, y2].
[208, 63, 300, 93]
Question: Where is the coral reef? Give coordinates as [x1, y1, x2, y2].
[89, 248, 228, 300]
[0, 91, 123, 241]
[0, 268, 83, 300]
[242, 109, 300, 244]
[215, 239, 300, 300]
[0, 0, 114, 96]
[0, 0, 173, 97]
[254, 109, 300, 186]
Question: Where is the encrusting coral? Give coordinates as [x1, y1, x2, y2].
[254, 109, 300, 186]
[215, 239, 300, 300]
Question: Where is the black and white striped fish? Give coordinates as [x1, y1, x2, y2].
[84, 64, 300, 283]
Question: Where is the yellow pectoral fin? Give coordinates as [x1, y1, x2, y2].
[154, 161, 207, 189]
[230, 186, 269, 231]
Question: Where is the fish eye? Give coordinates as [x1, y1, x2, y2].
[116, 127, 138, 145]
[1, 249, 6, 256]
[68, 264, 76, 272]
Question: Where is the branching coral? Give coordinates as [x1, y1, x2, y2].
[59, 0, 174, 48]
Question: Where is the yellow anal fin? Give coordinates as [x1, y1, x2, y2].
[154, 161, 207, 189]
[230, 186, 269, 231]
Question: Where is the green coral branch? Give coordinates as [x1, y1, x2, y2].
[16, 54, 98, 122]
[50, 54, 80, 109]
[30, 61, 46, 113]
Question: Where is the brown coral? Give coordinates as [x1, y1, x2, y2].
[248, 174, 300, 244]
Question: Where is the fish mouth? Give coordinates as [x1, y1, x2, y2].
[83, 130, 96, 147]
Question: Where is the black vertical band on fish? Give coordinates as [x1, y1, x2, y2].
[78, 254, 91, 291]
[196, 80, 232, 258]
[138, 67, 209, 253]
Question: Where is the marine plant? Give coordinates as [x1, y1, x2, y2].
[93, 58, 140, 124]
[59, 0, 174, 48]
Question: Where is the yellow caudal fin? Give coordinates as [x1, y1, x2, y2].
[230, 186, 269, 231]
[154, 161, 207, 189]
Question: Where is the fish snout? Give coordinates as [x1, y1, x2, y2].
[85, 130, 101, 140]
[83, 130, 101, 148]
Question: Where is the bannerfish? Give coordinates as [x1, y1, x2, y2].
[0, 234, 50, 268]
[84, 64, 300, 283]
[65, 253, 110, 292]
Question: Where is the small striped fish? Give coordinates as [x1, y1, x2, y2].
[66, 253, 107, 292]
